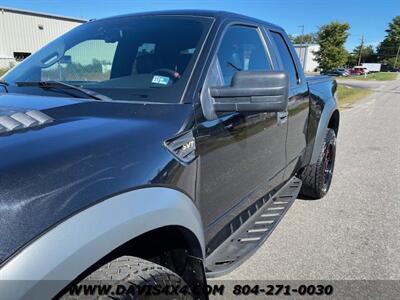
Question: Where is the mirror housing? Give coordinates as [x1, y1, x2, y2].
[210, 71, 289, 113]
[59, 55, 72, 64]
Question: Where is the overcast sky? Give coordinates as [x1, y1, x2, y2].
[0, 0, 397, 51]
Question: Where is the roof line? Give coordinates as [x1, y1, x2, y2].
[0, 6, 87, 23]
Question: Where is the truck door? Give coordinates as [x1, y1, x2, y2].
[268, 30, 310, 178]
[194, 24, 287, 248]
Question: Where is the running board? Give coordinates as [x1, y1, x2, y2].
[205, 176, 302, 278]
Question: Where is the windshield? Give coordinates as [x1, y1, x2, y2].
[4, 15, 213, 102]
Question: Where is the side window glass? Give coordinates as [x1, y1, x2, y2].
[200, 56, 225, 120]
[270, 31, 299, 87]
[217, 26, 272, 85]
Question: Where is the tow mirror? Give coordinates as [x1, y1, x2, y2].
[210, 71, 289, 113]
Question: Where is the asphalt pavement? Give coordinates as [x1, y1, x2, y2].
[213, 76, 400, 281]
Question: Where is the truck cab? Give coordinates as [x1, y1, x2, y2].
[0, 10, 339, 300]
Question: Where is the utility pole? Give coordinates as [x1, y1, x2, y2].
[299, 25, 305, 67]
[299, 25, 305, 42]
[357, 35, 364, 66]
[394, 41, 400, 68]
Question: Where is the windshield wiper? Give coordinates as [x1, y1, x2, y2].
[15, 81, 112, 101]
[227, 61, 242, 72]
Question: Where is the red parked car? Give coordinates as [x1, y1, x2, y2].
[350, 66, 368, 75]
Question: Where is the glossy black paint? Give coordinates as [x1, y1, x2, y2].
[264, 27, 311, 181]
[195, 110, 287, 246]
[191, 17, 307, 247]
[304, 76, 338, 163]
[0, 94, 196, 265]
[0, 10, 337, 266]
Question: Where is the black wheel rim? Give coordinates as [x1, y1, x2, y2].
[322, 143, 335, 192]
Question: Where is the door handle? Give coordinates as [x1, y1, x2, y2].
[277, 111, 288, 126]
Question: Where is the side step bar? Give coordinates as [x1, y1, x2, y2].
[205, 176, 302, 278]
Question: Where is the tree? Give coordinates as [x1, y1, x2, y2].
[377, 16, 400, 67]
[348, 45, 376, 67]
[289, 33, 317, 44]
[314, 22, 350, 71]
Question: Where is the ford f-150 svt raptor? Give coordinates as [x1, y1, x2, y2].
[0, 10, 339, 299]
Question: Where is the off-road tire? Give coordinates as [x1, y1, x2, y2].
[299, 128, 336, 199]
[60, 256, 192, 300]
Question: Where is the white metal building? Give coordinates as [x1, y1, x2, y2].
[294, 44, 320, 73]
[0, 6, 86, 68]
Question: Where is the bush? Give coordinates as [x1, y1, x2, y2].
[0, 67, 10, 77]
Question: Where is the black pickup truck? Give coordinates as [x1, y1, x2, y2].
[0, 10, 339, 299]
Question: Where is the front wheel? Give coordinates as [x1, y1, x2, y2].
[299, 128, 336, 199]
[60, 256, 193, 300]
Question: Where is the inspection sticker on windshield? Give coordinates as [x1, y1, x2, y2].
[151, 75, 170, 85]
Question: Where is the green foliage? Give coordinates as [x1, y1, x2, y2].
[339, 72, 397, 81]
[348, 45, 376, 67]
[314, 22, 350, 71]
[377, 16, 400, 67]
[0, 68, 10, 77]
[289, 33, 317, 44]
[42, 59, 110, 81]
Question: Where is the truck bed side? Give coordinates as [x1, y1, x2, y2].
[305, 75, 339, 165]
